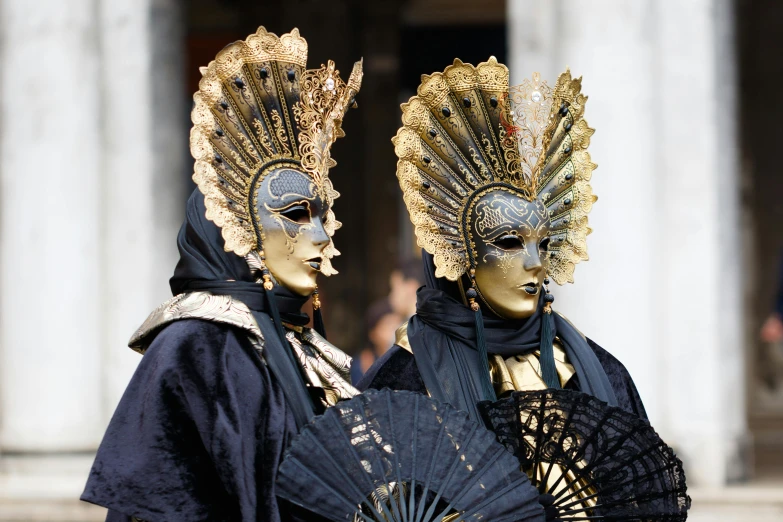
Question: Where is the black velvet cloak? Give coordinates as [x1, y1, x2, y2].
[82, 191, 326, 522]
[358, 253, 647, 422]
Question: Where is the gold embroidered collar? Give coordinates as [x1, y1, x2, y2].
[129, 291, 357, 406]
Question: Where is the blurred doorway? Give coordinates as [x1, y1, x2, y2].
[737, 0, 783, 479]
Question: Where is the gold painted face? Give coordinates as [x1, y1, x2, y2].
[469, 187, 551, 320]
[256, 167, 331, 296]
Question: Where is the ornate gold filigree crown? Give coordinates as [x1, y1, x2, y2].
[190, 27, 362, 275]
[393, 57, 595, 284]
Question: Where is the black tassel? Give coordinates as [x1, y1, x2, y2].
[540, 310, 560, 389]
[466, 287, 497, 402]
[313, 308, 327, 339]
[474, 307, 498, 402]
[312, 288, 327, 339]
[540, 283, 560, 389]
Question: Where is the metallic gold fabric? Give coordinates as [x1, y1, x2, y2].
[394, 326, 574, 393]
[394, 322, 412, 353]
[290, 328, 357, 406]
[130, 292, 358, 404]
[393, 59, 595, 285]
[129, 292, 262, 353]
[489, 339, 575, 395]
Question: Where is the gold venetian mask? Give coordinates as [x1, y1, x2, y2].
[393, 59, 596, 318]
[470, 187, 551, 319]
[257, 166, 331, 296]
[188, 27, 362, 296]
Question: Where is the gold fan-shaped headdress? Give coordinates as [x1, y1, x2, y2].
[393, 58, 595, 284]
[190, 27, 362, 275]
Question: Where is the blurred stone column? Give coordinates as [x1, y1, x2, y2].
[0, 0, 105, 451]
[508, 0, 746, 487]
[0, 0, 185, 454]
[509, 0, 660, 426]
[654, 0, 746, 487]
[98, 0, 186, 421]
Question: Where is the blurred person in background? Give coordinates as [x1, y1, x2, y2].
[351, 258, 424, 383]
[81, 28, 361, 522]
[760, 251, 783, 344]
[351, 299, 402, 382]
[388, 256, 425, 319]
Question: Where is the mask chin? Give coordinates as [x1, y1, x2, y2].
[474, 268, 543, 320]
[263, 228, 320, 296]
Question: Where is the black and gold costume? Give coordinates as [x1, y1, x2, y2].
[82, 27, 361, 522]
[356, 55, 659, 522]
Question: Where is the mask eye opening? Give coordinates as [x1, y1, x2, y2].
[539, 237, 551, 252]
[278, 201, 312, 224]
[491, 233, 524, 251]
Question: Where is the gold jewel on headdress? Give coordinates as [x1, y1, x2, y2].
[392, 57, 595, 284]
[190, 27, 362, 275]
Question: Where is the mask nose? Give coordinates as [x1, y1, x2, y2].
[311, 216, 330, 248]
[523, 243, 543, 272]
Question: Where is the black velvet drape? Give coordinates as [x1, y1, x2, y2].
[82, 319, 320, 521]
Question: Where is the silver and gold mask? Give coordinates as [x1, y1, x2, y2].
[257, 166, 331, 296]
[189, 27, 361, 295]
[469, 187, 551, 319]
[394, 60, 595, 319]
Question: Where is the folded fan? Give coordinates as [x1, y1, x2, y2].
[479, 389, 690, 521]
[276, 389, 545, 522]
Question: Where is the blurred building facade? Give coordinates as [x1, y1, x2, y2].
[0, 0, 781, 510]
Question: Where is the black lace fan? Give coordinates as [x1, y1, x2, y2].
[479, 389, 690, 521]
[276, 389, 544, 522]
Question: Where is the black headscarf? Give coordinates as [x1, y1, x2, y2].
[169, 190, 317, 427]
[407, 252, 617, 423]
[170, 191, 310, 323]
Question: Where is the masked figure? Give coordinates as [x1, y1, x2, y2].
[360, 58, 646, 428]
[82, 27, 361, 522]
[356, 58, 652, 520]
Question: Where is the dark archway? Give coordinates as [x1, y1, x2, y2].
[737, 0, 783, 478]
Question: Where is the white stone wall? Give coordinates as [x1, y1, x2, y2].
[508, 0, 746, 486]
[98, 0, 187, 421]
[0, 0, 185, 452]
[0, 0, 105, 451]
